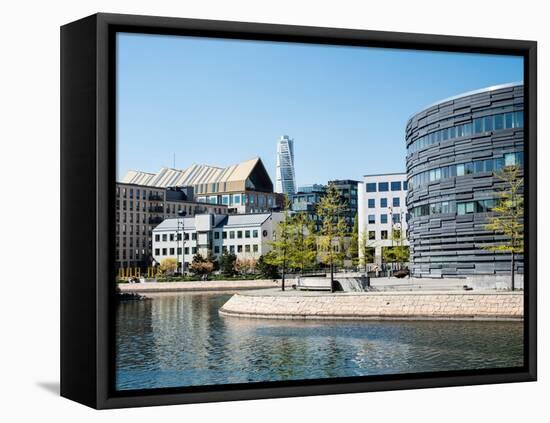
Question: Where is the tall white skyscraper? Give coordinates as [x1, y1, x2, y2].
[275, 135, 296, 195]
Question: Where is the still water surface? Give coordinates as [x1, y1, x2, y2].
[116, 293, 523, 391]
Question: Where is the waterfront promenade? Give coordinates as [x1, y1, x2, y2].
[118, 279, 281, 293]
[219, 288, 523, 321]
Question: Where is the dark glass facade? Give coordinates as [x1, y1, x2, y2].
[405, 83, 524, 277]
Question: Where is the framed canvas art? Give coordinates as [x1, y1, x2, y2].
[61, 13, 537, 409]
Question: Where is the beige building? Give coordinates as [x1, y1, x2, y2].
[121, 157, 283, 214]
[116, 182, 227, 271]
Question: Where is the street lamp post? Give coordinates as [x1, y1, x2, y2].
[176, 210, 186, 275]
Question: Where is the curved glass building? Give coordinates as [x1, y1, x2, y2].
[405, 83, 524, 277]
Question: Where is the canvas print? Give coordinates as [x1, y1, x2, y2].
[114, 33, 525, 392]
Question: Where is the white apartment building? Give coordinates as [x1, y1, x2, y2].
[152, 212, 283, 269]
[357, 173, 409, 265]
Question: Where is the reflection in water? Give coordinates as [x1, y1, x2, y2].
[116, 293, 524, 391]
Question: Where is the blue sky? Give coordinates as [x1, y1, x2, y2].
[117, 33, 523, 185]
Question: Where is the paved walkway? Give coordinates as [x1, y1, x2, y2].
[118, 279, 281, 293]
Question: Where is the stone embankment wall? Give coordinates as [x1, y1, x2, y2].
[119, 279, 280, 293]
[219, 291, 523, 321]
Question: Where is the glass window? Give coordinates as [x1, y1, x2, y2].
[185, 247, 189, 254]
[245, 230, 250, 238]
[253, 244, 258, 253]
[169, 248, 175, 255]
[237, 231, 243, 239]
[484, 116, 493, 132]
[391, 181, 401, 191]
[504, 152, 517, 166]
[214, 231, 220, 239]
[514, 111, 524, 128]
[392, 213, 401, 223]
[381, 230, 388, 240]
[378, 182, 389, 192]
[403, 180, 408, 190]
[457, 203, 466, 215]
[162, 248, 167, 256]
[253, 230, 258, 238]
[162, 234, 167, 242]
[392, 197, 400, 207]
[380, 214, 388, 224]
[368, 214, 375, 224]
[366, 183, 377, 192]
[494, 114, 504, 130]
[214, 246, 220, 254]
[474, 118, 483, 133]
[505, 112, 514, 129]
[456, 164, 464, 176]
[368, 199, 375, 208]
[154, 248, 160, 256]
[154, 234, 160, 242]
[229, 246, 235, 253]
[368, 231, 376, 240]
[380, 198, 388, 208]
[192, 233, 197, 240]
[229, 231, 235, 239]
[237, 245, 243, 253]
[245, 245, 251, 252]
[463, 123, 472, 136]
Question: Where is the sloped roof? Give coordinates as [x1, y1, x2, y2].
[152, 213, 276, 232]
[121, 157, 267, 188]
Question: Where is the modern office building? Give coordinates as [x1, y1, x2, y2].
[405, 82, 524, 277]
[152, 212, 283, 269]
[115, 182, 227, 272]
[328, 179, 359, 232]
[357, 173, 409, 265]
[290, 184, 326, 231]
[122, 157, 282, 214]
[275, 135, 296, 195]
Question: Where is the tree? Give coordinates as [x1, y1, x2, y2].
[348, 213, 359, 267]
[189, 253, 214, 278]
[316, 183, 347, 292]
[219, 250, 237, 277]
[358, 225, 375, 273]
[290, 212, 317, 274]
[159, 257, 177, 276]
[234, 257, 258, 275]
[264, 196, 294, 291]
[483, 165, 524, 290]
[257, 253, 280, 279]
[383, 228, 409, 270]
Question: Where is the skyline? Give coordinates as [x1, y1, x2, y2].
[117, 33, 523, 185]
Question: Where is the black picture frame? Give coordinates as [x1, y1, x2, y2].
[60, 12, 537, 409]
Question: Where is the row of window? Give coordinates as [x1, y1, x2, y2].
[365, 180, 407, 193]
[367, 213, 403, 225]
[116, 187, 165, 201]
[117, 248, 147, 261]
[408, 110, 524, 154]
[116, 224, 153, 236]
[154, 244, 260, 257]
[196, 193, 276, 207]
[367, 197, 401, 209]
[154, 229, 260, 242]
[410, 198, 497, 218]
[408, 152, 523, 190]
[116, 200, 223, 215]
